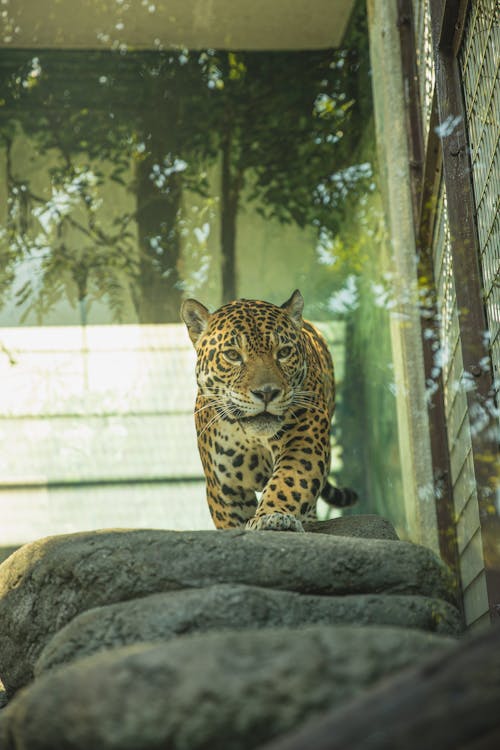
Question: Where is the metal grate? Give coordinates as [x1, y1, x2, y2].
[412, 0, 435, 141]
[459, 0, 500, 387]
[434, 186, 462, 407]
[433, 180, 478, 550]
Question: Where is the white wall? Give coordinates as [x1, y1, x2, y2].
[0, 323, 213, 544]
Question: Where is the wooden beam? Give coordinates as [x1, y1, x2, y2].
[418, 99, 463, 586]
[397, 0, 462, 587]
[396, 0, 423, 220]
[438, 0, 470, 54]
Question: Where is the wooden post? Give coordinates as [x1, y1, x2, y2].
[397, 0, 462, 590]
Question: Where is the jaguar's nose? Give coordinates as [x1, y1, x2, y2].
[251, 385, 282, 404]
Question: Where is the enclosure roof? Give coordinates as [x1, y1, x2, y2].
[1, 0, 355, 51]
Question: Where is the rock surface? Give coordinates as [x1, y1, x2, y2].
[0, 625, 455, 750]
[304, 514, 399, 539]
[0, 528, 457, 695]
[36, 584, 462, 676]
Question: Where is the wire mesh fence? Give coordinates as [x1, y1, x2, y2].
[459, 0, 500, 391]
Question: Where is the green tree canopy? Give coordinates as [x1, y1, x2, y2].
[0, 1, 373, 321]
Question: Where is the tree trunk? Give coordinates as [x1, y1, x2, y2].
[259, 625, 500, 750]
[134, 154, 183, 323]
[220, 124, 241, 304]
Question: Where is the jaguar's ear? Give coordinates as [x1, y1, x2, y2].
[181, 298, 210, 345]
[281, 289, 304, 329]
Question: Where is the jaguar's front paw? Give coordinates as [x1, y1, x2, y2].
[245, 512, 305, 532]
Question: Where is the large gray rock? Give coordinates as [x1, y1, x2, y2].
[0, 529, 457, 695]
[36, 584, 462, 676]
[0, 626, 454, 750]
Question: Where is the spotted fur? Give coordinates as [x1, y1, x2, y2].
[181, 290, 357, 532]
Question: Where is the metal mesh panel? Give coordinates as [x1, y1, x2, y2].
[434, 186, 463, 419]
[412, 0, 435, 140]
[432, 180, 479, 620]
[459, 0, 500, 387]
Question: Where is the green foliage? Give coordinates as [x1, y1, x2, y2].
[0, 0, 373, 321]
[196, 9, 372, 236]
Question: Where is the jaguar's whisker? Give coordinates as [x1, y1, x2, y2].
[291, 397, 318, 408]
[193, 399, 226, 417]
[197, 411, 223, 438]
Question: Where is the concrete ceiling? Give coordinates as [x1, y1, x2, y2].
[1, 0, 356, 50]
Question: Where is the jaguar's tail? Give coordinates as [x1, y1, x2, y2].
[320, 481, 358, 508]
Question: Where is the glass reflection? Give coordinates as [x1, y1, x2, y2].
[0, 3, 406, 539]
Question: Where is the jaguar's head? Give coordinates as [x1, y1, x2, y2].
[181, 290, 309, 436]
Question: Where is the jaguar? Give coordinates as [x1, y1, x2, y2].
[181, 290, 357, 531]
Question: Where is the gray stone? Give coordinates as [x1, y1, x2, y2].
[0, 528, 457, 695]
[0, 626, 455, 750]
[36, 584, 462, 676]
[304, 514, 399, 539]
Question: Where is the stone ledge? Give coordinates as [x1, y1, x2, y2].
[35, 584, 462, 676]
[0, 528, 458, 695]
[0, 626, 455, 750]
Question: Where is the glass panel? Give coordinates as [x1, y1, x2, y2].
[0, 2, 403, 541]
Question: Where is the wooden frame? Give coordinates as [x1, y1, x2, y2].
[400, 0, 500, 622]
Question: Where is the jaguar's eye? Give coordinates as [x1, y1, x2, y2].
[277, 345, 293, 360]
[223, 349, 243, 363]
